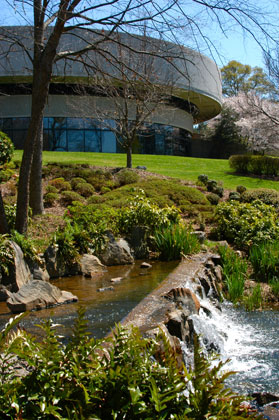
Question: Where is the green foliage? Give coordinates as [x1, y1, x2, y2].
[217, 245, 247, 303]
[236, 185, 247, 194]
[269, 278, 279, 297]
[49, 177, 71, 191]
[117, 191, 180, 235]
[3, 204, 32, 230]
[214, 200, 279, 249]
[51, 223, 80, 263]
[244, 284, 263, 311]
[44, 192, 60, 207]
[249, 241, 279, 283]
[10, 230, 41, 264]
[45, 185, 59, 194]
[210, 105, 243, 144]
[70, 177, 87, 190]
[207, 193, 220, 205]
[0, 168, 15, 182]
[115, 168, 139, 185]
[206, 179, 218, 192]
[0, 131, 14, 166]
[241, 188, 279, 209]
[197, 174, 208, 185]
[0, 309, 258, 420]
[228, 192, 241, 201]
[229, 154, 279, 177]
[60, 190, 84, 205]
[74, 182, 95, 198]
[153, 223, 200, 261]
[0, 234, 14, 275]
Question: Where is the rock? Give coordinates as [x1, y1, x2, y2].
[6, 280, 78, 313]
[32, 267, 50, 282]
[136, 165, 147, 170]
[192, 231, 206, 243]
[79, 254, 106, 277]
[44, 245, 79, 278]
[99, 233, 134, 266]
[164, 287, 200, 315]
[0, 284, 11, 301]
[127, 226, 149, 259]
[110, 277, 123, 283]
[140, 262, 152, 269]
[1, 241, 32, 293]
[97, 286, 114, 292]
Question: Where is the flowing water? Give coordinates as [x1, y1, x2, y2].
[0, 260, 177, 339]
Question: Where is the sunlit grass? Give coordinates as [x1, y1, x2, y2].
[13, 150, 279, 191]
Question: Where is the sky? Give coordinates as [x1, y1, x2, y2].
[0, 0, 276, 71]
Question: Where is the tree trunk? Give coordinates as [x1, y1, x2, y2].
[126, 145, 132, 168]
[0, 187, 9, 234]
[29, 118, 44, 215]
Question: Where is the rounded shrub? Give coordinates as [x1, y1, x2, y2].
[207, 193, 220, 205]
[197, 174, 208, 185]
[236, 185, 247, 194]
[116, 168, 139, 186]
[60, 190, 84, 205]
[45, 185, 59, 194]
[44, 192, 60, 207]
[229, 192, 241, 201]
[213, 185, 224, 197]
[71, 177, 87, 190]
[241, 188, 279, 209]
[206, 179, 218, 192]
[74, 182, 95, 198]
[0, 131, 14, 166]
[49, 177, 71, 192]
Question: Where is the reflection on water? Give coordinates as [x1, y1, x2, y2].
[0, 260, 177, 339]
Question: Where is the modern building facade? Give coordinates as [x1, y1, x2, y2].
[0, 27, 222, 156]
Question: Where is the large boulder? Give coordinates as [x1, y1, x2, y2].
[6, 280, 78, 313]
[43, 245, 80, 278]
[99, 232, 134, 266]
[79, 254, 106, 277]
[1, 241, 31, 294]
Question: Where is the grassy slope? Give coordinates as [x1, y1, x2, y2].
[14, 150, 279, 191]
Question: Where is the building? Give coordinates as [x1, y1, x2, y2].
[0, 27, 222, 156]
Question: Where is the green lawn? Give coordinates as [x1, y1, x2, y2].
[14, 150, 279, 191]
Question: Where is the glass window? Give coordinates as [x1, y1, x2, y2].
[155, 132, 165, 155]
[12, 118, 30, 129]
[2, 118, 13, 130]
[85, 130, 102, 152]
[48, 117, 67, 129]
[47, 129, 67, 151]
[67, 118, 84, 129]
[13, 130, 27, 149]
[102, 131, 116, 153]
[68, 130, 84, 151]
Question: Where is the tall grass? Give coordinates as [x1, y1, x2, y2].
[249, 241, 279, 282]
[153, 223, 200, 261]
[217, 246, 247, 303]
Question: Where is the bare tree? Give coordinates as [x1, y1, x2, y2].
[0, 0, 278, 232]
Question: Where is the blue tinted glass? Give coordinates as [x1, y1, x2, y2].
[48, 117, 67, 129]
[85, 130, 102, 152]
[43, 117, 49, 129]
[67, 118, 84, 129]
[47, 129, 67, 151]
[12, 118, 30, 129]
[155, 133, 165, 155]
[102, 131, 116, 153]
[68, 130, 84, 151]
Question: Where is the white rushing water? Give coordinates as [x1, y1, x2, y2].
[189, 300, 279, 395]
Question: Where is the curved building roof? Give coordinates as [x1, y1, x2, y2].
[0, 26, 222, 124]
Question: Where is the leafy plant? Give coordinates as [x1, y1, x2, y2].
[0, 131, 14, 166]
[10, 230, 41, 265]
[244, 284, 263, 311]
[74, 182, 95, 197]
[214, 200, 279, 249]
[269, 277, 279, 297]
[60, 190, 84, 205]
[229, 191, 241, 201]
[217, 245, 247, 303]
[49, 177, 71, 191]
[241, 188, 279, 209]
[153, 223, 200, 261]
[0, 309, 259, 420]
[249, 241, 279, 282]
[44, 192, 60, 207]
[115, 168, 139, 185]
[207, 193, 220, 205]
[0, 234, 14, 275]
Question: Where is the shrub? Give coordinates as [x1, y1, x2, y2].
[244, 284, 263, 311]
[117, 191, 181, 234]
[229, 191, 241, 201]
[229, 154, 279, 177]
[70, 177, 87, 189]
[214, 200, 279, 249]
[3, 204, 31, 230]
[0, 234, 14, 275]
[74, 182, 95, 197]
[0, 131, 14, 166]
[269, 278, 279, 297]
[60, 190, 84, 205]
[236, 185, 247, 194]
[229, 154, 252, 174]
[100, 186, 111, 194]
[44, 192, 60, 207]
[153, 223, 200, 260]
[10, 230, 41, 264]
[45, 184, 59, 194]
[241, 188, 279, 209]
[207, 193, 220, 205]
[249, 240, 279, 282]
[217, 245, 247, 303]
[197, 174, 208, 185]
[0, 168, 14, 182]
[214, 185, 224, 197]
[116, 168, 139, 185]
[206, 179, 218, 192]
[0, 309, 257, 420]
[49, 177, 71, 192]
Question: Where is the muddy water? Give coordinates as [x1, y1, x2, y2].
[0, 261, 178, 339]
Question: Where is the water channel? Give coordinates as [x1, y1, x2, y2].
[0, 260, 278, 396]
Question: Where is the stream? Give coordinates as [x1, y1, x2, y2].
[0, 260, 278, 396]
